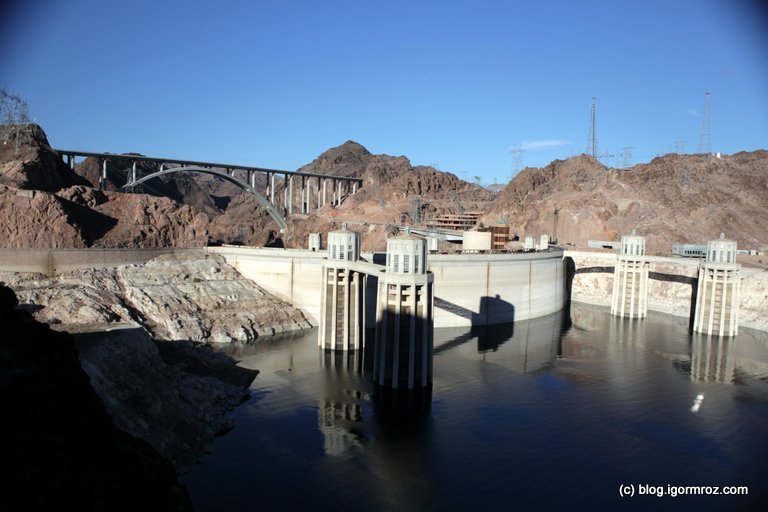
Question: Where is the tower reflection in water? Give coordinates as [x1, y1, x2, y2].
[690, 334, 736, 384]
[318, 350, 366, 456]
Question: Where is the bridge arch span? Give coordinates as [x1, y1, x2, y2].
[119, 166, 287, 231]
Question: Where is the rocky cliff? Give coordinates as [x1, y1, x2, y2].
[488, 152, 768, 254]
[1, 253, 307, 471]
[0, 284, 193, 510]
[0, 124, 89, 191]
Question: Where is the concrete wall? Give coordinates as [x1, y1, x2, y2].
[0, 248, 205, 275]
[428, 250, 566, 327]
[210, 246, 567, 329]
[206, 246, 327, 323]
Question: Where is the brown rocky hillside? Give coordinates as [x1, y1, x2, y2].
[0, 124, 89, 191]
[487, 152, 768, 254]
[0, 126, 210, 248]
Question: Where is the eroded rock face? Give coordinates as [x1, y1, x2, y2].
[3, 254, 312, 342]
[489, 152, 768, 254]
[73, 326, 256, 471]
[0, 124, 89, 192]
[0, 184, 211, 249]
[0, 185, 90, 247]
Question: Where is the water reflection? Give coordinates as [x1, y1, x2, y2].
[691, 334, 736, 384]
[318, 349, 366, 457]
[434, 309, 566, 374]
[184, 304, 768, 511]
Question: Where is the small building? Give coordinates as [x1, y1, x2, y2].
[308, 233, 322, 252]
[489, 223, 510, 251]
[462, 231, 492, 253]
[672, 243, 706, 258]
[426, 211, 483, 231]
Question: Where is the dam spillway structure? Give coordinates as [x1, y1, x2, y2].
[693, 234, 740, 337]
[610, 234, 649, 318]
[318, 225, 364, 351]
[373, 229, 434, 389]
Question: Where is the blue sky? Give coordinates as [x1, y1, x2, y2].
[2, 0, 767, 184]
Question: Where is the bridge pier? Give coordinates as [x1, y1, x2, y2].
[374, 229, 434, 389]
[610, 234, 649, 318]
[318, 225, 364, 351]
[693, 234, 740, 337]
[288, 175, 294, 214]
[271, 173, 276, 205]
[322, 179, 328, 207]
[100, 159, 107, 190]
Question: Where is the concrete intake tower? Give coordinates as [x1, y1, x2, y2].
[373, 230, 435, 389]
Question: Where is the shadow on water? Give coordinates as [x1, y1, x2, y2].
[432, 294, 516, 353]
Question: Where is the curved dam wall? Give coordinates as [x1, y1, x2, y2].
[428, 250, 567, 328]
[208, 246, 568, 329]
[0, 246, 568, 330]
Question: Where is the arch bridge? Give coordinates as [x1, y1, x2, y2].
[56, 149, 363, 231]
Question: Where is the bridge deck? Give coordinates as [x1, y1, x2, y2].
[54, 149, 364, 183]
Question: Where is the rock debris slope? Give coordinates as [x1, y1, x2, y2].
[3, 254, 312, 342]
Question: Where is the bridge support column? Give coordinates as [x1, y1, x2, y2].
[288, 175, 294, 215]
[322, 179, 327, 207]
[610, 234, 649, 318]
[353, 182, 357, 194]
[131, 161, 137, 184]
[100, 159, 108, 190]
[301, 176, 307, 214]
[337, 180, 343, 206]
[319, 226, 363, 351]
[317, 177, 322, 209]
[271, 173, 276, 205]
[250, 171, 257, 189]
[373, 230, 434, 389]
[67, 154, 74, 170]
[693, 234, 740, 337]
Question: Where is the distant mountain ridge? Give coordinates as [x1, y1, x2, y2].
[487, 151, 768, 253]
[1, 123, 766, 253]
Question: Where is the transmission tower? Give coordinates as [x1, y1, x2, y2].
[620, 146, 633, 168]
[586, 97, 598, 158]
[698, 92, 711, 155]
[509, 144, 525, 180]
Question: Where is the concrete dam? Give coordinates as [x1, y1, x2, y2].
[206, 244, 568, 329]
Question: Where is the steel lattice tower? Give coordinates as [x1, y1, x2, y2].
[698, 92, 712, 155]
[586, 97, 598, 158]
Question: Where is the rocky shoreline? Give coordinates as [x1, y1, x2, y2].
[1, 254, 317, 508]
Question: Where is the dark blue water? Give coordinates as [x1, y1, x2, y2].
[181, 303, 768, 511]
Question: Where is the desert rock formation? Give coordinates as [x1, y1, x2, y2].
[488, 152, 768, 254]
[2, 254, 312, 342]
